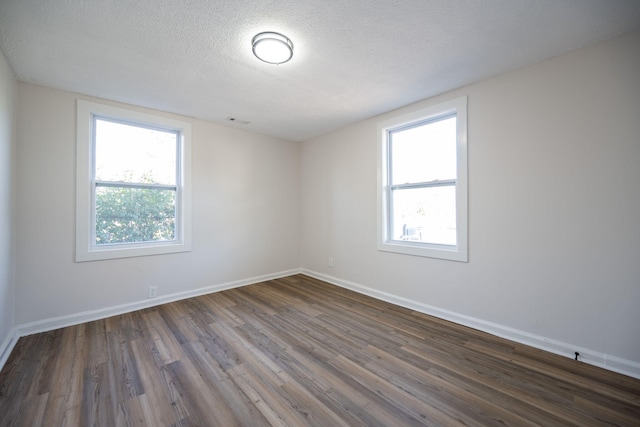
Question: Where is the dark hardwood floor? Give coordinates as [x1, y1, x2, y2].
[1, 274, 639, 426]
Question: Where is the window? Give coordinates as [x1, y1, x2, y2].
[378, 96, 467, 262]
[76, 100, 191, 262]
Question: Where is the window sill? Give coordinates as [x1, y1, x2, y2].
[76, 241, 191, 262]
[378, 240, 467, 262]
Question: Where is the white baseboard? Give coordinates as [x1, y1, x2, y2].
[0, 327, 19, 373]
[16, 269, 301, 337]
[300, 269, 640, 380]
[7, 268, 640, 381]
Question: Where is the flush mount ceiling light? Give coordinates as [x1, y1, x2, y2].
[252, 32, 293, 64]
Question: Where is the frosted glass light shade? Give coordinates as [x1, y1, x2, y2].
[252, 32, 293, 64]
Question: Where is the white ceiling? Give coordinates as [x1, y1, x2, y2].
[1, 1, 639, 142]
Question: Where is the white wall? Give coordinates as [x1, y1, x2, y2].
[14, 84, 300, 324]
[0, 49, 16, 360]
[301, 31, 640, 369]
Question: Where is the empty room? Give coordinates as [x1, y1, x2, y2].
[1, 1, 639, 425]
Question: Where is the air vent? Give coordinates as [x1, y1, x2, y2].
[226, 117, 250, 125]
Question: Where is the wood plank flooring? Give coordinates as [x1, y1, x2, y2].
[1, 274, 639, 426]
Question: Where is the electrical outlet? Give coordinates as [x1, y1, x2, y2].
[148, 286, 157, 298]
[328, 257, 334, 268]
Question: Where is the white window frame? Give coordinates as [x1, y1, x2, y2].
[76, 100, 192, 262]
[377, 96, 468, 262]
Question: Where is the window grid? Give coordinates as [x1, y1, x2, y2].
[386, 114, 458, 246]
[90, 115, 182, 247]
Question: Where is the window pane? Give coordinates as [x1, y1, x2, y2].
[95, 119, 177, 185]
[391, 186, 456, 246]
[95, 186, 176, 245]
[390, 116, 456, 184]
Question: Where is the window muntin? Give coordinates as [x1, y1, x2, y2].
[378, 96, 467, 262]
[76, 100, 192, 262]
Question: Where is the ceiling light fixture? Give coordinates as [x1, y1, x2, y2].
[252, 32, 293, 65]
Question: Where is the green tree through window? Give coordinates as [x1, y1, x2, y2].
[96, 185, 176, 244]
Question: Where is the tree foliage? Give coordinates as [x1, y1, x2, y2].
[96, 186, 175, 244]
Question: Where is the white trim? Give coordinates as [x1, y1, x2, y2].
[75, 99, 192, 262]
[16, 269, 300, 337]
[0, 327, 19, 373]
[377, 96, 468, 262]
[300, 269, 640, 380]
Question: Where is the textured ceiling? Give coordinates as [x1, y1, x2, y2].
[1, 0, 639, 141]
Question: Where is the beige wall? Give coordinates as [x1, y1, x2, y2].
[14, 84, 300, 324]
[300, 31, 640, 369]
[0, 48, 16, 356]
